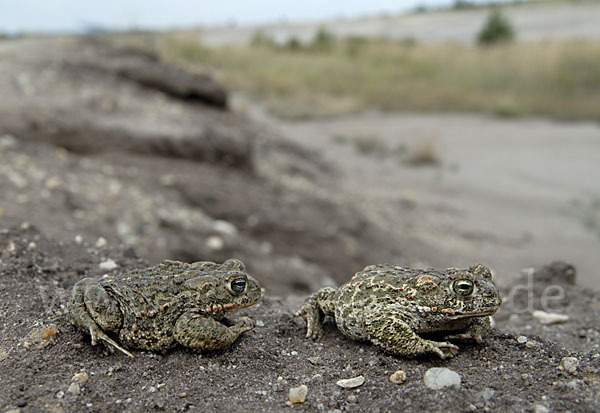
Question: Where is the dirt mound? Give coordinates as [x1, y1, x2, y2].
[0, 37, 400, 294]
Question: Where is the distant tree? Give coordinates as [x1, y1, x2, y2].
[477, 9, 515, 46]
[310, 27, 335, 52]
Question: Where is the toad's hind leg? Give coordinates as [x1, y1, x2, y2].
[69, 278, 133, 358]
[365, 309, 459, 360]
[174, 312, 253, 351]
[294, 286, 337, 340]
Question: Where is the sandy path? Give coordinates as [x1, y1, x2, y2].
[241, 98, 600, 288]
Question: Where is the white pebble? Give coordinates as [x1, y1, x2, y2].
[336, 375, 365, 389]
[423, 368, 461, 390]
[95, 237, 107, 248]
[67, 382, 80, 396]
[99, 259, 118, 270]
[74, 235, 83, 244]
[534, 404, 549, 413]
[212, 220, 238, 236]
[559, 357, 579, 374]
[533, 310, 569, 325]
[206, 236, 224, 250]
[288, 384, 308, 403]
[517, 336, 528, 344]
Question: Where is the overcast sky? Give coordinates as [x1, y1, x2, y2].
[0, 0, 501, 33]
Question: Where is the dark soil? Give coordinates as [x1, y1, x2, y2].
[0, 36, 599, 412]
[1, 227, 599, 412]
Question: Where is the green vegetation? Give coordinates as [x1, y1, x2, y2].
[477, 9, 515, 45]
[158, 32, 600, 121]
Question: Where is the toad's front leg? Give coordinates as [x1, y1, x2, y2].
[295, 286, 337, 340]
[174, 312, 253, 351]
[365, 309, 459, 359]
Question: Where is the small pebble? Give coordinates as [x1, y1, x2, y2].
[532, 310, 569, 325]
[206, 236, 224, 251]
[212, 220, 238, 236]
[389, 370, 407, 385]
[148, 386, 157, 393]
[534, 404, 549, 413]
[67, 382, 80, 396]
[559, 357, 579, 374]
[42, 324, 58, 339]
[99, 259, 118, 270]
[95, 237, 107, 248]
[178, 392, 187, 398]
[72, 372, 89, 384]
[288, 385, 308, 403]
[56, 390, 64, 399]
[423, 368, 461, 390]
[74, 235, 83, 245]
[517, 336, 528, 344]
[336, 375, 365, 389]
[346, 394, 358, 404]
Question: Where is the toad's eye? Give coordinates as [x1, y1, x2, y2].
[452, 279, 474, 296]
[230, 278, 246, 294]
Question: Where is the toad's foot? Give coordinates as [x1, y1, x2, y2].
[88, 324, 134, 358]
[295, 286, 337, 340]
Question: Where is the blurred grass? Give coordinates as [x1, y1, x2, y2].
[157, 34, 600, 121]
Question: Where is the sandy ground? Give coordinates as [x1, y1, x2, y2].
[238, 98, 600, 290]
[196, 1, 600, 46]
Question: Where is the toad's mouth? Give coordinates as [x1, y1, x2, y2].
[447, 310, 496, 320]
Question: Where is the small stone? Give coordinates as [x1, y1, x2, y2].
[534, 404, 549, 413]
[0, 284, 5, 292]
[517, 336, 528, 344]
[56, 390, 65, 399]
[74, 235, 83, 244]
[308, 357, 322, 365]
[67, 382, 80, 396]
[508, 314, 520, 324]
[526, 340, 540, 348]
[206, 236, 224, 250]
[423, 368, 461, 390]
[477, 388, 495, 401]
[389, 370, 407, 385]
[559, 357, 579, 374]
[288, 384, 308, 403]
[42, 324, 59, 339]
[72, 372, 89, 384]
[336, 375, 365, 389]
[27, 241, 36, 250]
[177, 392, 187, 398]
[95, 237, 107, 248]
[45, 176, 62, 190]
[533, 310, 569, 325]
[148, 386, 157, 393]
[346, 394, 358, 404]
[99, 259, 118, 270]
[20, 222, 30, 230]
[255, 319, 265, 327]
[212, 220, 238, 236]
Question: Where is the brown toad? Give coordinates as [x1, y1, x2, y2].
[69, 258, 261, 357]
[296, 264, 501, 359]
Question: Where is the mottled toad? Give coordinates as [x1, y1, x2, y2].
[69, 258, 261, 357]
[296, 264, 501, 359]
